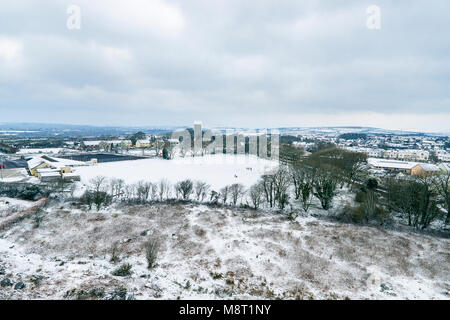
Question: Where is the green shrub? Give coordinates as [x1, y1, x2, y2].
[111, 263, 132, 277]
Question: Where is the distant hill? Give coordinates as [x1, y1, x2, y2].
[0, 123, 448, 138]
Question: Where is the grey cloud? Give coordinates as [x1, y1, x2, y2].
[0, 0, 449, 131]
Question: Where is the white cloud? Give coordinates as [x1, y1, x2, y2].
[223, 55, 270, 78]
[0, 37, 23, 63]
[87, 0, 185, 37]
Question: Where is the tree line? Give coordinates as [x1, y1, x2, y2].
[17, 145, 447, 231]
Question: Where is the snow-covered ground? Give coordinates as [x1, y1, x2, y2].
[0, 197, 35, 219]
[0, 154, 448, 300]
[0, 169, 29, 183]
[75, 154, 278, 190]
[17, 148, 65, 155]
[0, 201, 448, 300]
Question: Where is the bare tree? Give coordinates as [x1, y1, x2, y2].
[194, 181, 210, 202]
[434, 172, 450, 224]
[388, 176, 441, 229]
[248, 183, 264, 210]
[230, 183, 246, 206]
[305, 147, 365, 189]
[91, 176, 107, 193]
[340, 150, 367, 188]
[158, 179, 171, 201]
[220, 185, 230, 205]
[136, 181, 152, 203]
[68, 183, 77, 199]
[88, 176, 111, 211]
[150, 183, 158, 201]
[290, 165, 316, 213]
[124, 183, 136, 201]
[272, 166, 291, 210]
[110, 178, 125, 199]
[260, 174, 275, 208]
[175, 179, 194, 200]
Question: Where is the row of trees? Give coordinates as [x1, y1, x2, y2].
[79, 147, 367, 214]
[385, 173, 450, 229]
[80, 176, 250, 211]
[78, 145, 449, 230]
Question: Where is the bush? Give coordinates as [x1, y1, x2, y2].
[0, 183, 47, 200]
[80, 190, 112, 211]
[366, 178, 378, 191]
[313, 175, 337, 210]
[209, 190, 220, 204]
[110, 242, 121, 264]
[175, 179, 193, 200]
[354, 190, 366, 203]
[387, 178, 442, 229]
[106, 287, 135, 300]
[33, 211, 44, 228]
[64, 288, 106, 300]
[341, 191, 392, 225]
[111, 263, 132, 277]
[145, 239, 160, 269]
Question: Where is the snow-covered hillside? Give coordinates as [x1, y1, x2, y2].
[0, 202, 448, 300]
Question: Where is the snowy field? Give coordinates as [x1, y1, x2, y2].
[0, 202, 448, 300]
[75, 154, 278, 190]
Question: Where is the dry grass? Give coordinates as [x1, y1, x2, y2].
[1, 201, 449, 300]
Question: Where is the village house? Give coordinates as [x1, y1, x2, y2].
[383, 149, 429, 161]
[135, 139, 151, 148]
[436, 150, 450, 162]
[27, 155, 85, 181]
[411, 163, 440, 177]
[368, 158, 418, 175]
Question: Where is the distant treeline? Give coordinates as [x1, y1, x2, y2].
[0, 143, 19, 154]
[338, 133, 368, 140]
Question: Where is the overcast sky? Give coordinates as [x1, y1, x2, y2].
[0, 1, 449, 132]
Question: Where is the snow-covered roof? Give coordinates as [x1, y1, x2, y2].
[49, 156, 87, 167]
[27, 155, 87, 170]
[414, 163, 440, 172]
[40, 172, 61, 177]
[104, 140, 130, 144]
[368, 158, 417, 170]
[36, 168, 59, 173]
[83, 141, 102, 146]
[440, 163, 450, 171]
